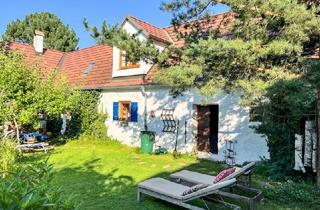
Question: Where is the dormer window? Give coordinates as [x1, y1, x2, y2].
[119, 50, 140, 70]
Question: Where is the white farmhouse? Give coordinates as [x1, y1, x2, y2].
[8, 13, 269, 164]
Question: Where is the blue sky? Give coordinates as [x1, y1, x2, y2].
[0, 1, 229, 49]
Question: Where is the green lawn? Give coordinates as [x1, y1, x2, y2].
[24, 138, 314, 210]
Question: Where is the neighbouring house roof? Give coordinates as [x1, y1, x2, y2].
[8, 42, 64, 76]
[164, 12, 234, 48]
[6, 13, 234, 89]
[126, 16, 173, 44]
[126, 12, 234, 47]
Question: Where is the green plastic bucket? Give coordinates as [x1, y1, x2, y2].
[140, 131, 155, 153]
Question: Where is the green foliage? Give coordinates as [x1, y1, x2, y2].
[68, 90, 108, 139]
[253, 78, 316, 179]
[154, 64, 203, 94]
[2, 12, 78, 52]
[85, 0, 320, 104]
[0, 50, 107, 138]
[0, 162, 77, 209]
[305, 60, 320, 88]
[0, 50, 77, 134]
[156, 0, 320, 101]
[0, 50, 39, 131]
[156, 38, 267, 93]
[264, 180, 320, 208]
[83, 0, 320, 99]
[0, 138, 20, 174]
[157, 0, 320, 180]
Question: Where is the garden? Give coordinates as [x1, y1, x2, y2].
[2, 0, 320, 209]
[2, 136, 319, 210]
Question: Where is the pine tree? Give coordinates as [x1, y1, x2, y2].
[3, 12, 79, 52]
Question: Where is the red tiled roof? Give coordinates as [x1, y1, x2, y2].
[165, 12, 234, 48]
[59, 45, 113, 89]
[126, 16, 172, 44]
[8, 42, 148, 89]
[8, 42, 64, 76]
[7, 13, 234, 89]
[126, 13, 233, 48]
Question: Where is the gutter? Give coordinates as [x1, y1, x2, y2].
[141, 85, 148, 131]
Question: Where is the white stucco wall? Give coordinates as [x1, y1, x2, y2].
[100, 86, 270, 164]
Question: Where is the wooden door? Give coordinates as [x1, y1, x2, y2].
[197, 106, 211, 152]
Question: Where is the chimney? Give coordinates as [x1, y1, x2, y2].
[33, 30, 44, 54]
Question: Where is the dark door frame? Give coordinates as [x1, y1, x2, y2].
[196, 104, 219, 154]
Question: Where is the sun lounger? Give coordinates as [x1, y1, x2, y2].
[138, 177, 240, 210]
[19, 142, 53, 153]
[170, 162, 263, 210]
[171, 162, 256, 186]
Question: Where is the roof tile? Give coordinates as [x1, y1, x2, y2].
[127, 16, 172, 43]
[7, 13, 235, 89]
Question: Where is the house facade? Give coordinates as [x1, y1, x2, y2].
[8, 13, 269, 164]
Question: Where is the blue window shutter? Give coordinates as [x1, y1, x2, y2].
[131, 102, 138, 122]
[113, 102, 119, 121]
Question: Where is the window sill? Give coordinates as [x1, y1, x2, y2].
[120, 121, 129, 127]
[119, 65, 140, 70]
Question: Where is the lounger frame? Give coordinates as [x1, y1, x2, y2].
[137, 186, 241, 210]
[170, 163, 263, 210]
[218, 184, 263, 210]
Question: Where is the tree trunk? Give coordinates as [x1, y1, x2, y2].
[13, 118, 19, 140]
[316, 90, 320, 189]
[316, 35, 320, 189]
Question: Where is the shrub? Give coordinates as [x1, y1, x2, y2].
[0, 162, 77, 209]
[0, 138, 20, 175]
[253, 79, 316, 180]
[68, 90, 108, 139]
[0, 49, 109, 140]
[0, 50, 79, 137]
[264, 180, 320, 208]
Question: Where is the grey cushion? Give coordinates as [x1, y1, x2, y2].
[183, 178, 236, 200]
[171, 170, 214, 185]
[138, 178, 189, 200]
[182, 183, 209, 196]
[138, 177, 236, 201]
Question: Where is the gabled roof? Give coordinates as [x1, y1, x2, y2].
[7, 42, 151, 89]
[126, 16, 173, 44]
[7, 13, 235, 89]
[125, 13, 234, 48]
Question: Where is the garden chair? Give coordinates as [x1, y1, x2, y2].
[170, 162, 263, 210]
[137, 177, 240, 210]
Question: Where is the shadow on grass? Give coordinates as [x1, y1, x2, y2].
[21, 147, 243, 209]
[21, 140, 293, 210]
[56, 157, 241, 209]
[48, 158, 188, 210]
